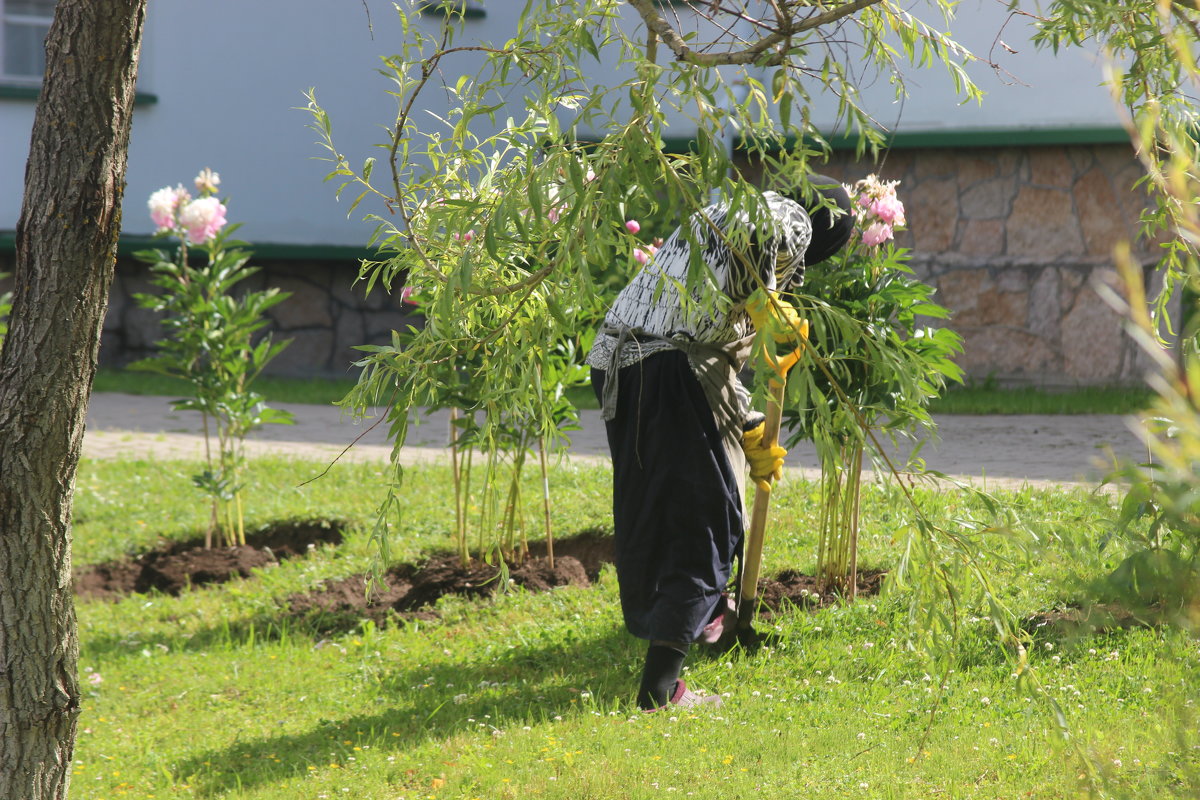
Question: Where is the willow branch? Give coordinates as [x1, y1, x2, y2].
[624, 0, 885, 67]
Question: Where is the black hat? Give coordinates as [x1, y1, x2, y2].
[787, 174, 854, 266]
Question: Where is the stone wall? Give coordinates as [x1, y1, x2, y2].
[103, 256, 421, 377]
[0, 253, 419, 378]
[0, 142, 1173, 385]
[814, 143, 1165, 387]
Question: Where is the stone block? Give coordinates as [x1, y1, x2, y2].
[955, 153, 998, 188]
[270, 277, 334, 329]
[1061, 267, 1085, 302]
[1073, 166, 1129, 257]
[1029, 267, 1061, 342]
[363, 308, 413, 343]
[995, 148, 1023, 177]
[1061, 281, 1125, 381]
[996, 267, 1031, 294]
[954, 325, 1058, 379]
[1028, 147, 1074, 188]
[333, 310, 367, 372]
[936, 268, 988, 316]
[960, 177, 1016, 219]
[913, 151, 958, 180]
[957, 219, 1005, 257]
[268, 328, 334, 376]
[879, 151, 915, 181]
[907, 176, 958, 252]
[936, 267, 1027, 328]
[1007, 185, 1084, 257]
[1066, 145, 1097, 177]
[332, 274, 394, 312]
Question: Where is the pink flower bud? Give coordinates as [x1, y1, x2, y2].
[193, 167, 220, 195]
[625, 219, 641, 234]
[400, 286, 419, 305]
[633, 248, 650, 266]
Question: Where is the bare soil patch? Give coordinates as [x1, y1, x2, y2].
[74, 519, 346, 600]
[286, 529, 885, 632]
[756, 568, 888, 616]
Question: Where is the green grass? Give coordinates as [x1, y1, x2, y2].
[928, 384, 1155, 415]
[69, 455, 1199, 799]
[95, 367, 1153, 415]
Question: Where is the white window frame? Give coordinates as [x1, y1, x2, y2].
[1, 0, 56, 84]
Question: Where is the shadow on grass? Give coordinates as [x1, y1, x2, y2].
[174, 625, 639, 796]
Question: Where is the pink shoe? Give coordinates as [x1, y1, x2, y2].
[644, 680, 723, 712]
[698, 594, 736, 645]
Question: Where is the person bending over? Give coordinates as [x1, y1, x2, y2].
[587, 174, 854, 711]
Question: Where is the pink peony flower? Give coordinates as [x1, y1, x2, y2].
[861, 221, 893, 248]
[147, 185, 189, 231]
[179, 196, 227, 244]
[625, 219, 641, 234]
[870, 194, 906, 226]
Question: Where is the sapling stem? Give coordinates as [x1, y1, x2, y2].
[449, 407, 467, 566]
[539, 436, 554, 569]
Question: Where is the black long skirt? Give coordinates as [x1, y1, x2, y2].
[592, 350, 744, 643]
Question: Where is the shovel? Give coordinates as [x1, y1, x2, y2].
[736, 345, 803, 632]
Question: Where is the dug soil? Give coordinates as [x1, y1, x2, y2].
[286, 529, 886, 632]
[74, 518, 346, 600]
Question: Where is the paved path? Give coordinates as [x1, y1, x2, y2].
[83, 392, 1148, 491]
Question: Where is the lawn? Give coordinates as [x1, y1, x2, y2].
[71, 455, 1198, 799]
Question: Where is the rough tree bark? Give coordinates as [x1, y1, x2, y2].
[0, 1, 147, 797]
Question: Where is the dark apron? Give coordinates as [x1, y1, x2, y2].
[593, 327, 753, 643]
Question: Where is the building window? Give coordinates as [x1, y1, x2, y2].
[3, 0, 55, 82]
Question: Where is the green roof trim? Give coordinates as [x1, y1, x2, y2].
[737, 126, 1131, 153]
[0, 83, 158, 105]
[0, 231, 376, 263]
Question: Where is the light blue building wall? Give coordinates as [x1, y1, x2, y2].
[1, 0, 1122, 252]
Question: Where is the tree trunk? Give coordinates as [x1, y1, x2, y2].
[0, 1, 147, 797]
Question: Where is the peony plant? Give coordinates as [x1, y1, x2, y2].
[782, 174, 962, 597]
[133, 169, 293, 548]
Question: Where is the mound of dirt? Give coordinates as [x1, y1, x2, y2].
[756, 568, 887, 615]
[286, 528, 885, 632]
[287, 550, 593, 632]
[74, 518, 346, 600]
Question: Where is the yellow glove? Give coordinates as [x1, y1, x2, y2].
[742, 422, 787, 493]
[746, 290, 810, 344]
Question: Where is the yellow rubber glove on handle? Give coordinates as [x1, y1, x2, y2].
[746, 290, 809, 344]
[742, 421, 787, 493]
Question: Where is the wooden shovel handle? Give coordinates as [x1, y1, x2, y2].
[736, 346, 801, 628]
